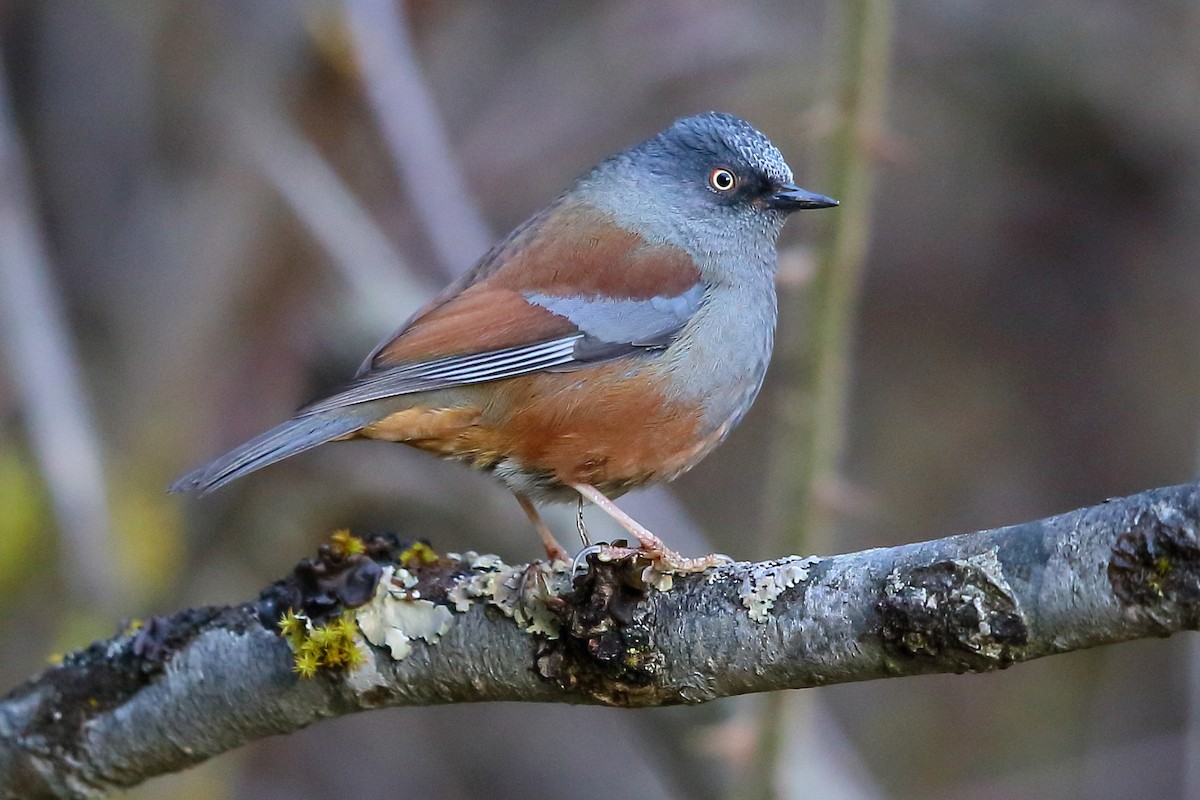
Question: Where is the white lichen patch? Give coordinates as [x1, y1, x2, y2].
[445, 554, 569, 639]
[469, 552, 506, 571]
[740, 556, 821, 623]
[955, 548, 1020, 659]
[355, 566, 454, 661]
[392, 566, 418, 589]
[446, 552, 515, 613]
[962, 548, 1007, 592]
[510, 570, 565, 637]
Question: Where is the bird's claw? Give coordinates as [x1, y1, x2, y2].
[571, 542, 734, 580]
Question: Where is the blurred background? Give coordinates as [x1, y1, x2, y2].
[2, 1, 1199, 798]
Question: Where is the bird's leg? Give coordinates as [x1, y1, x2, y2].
[575, 496, 591, 546]
[514, 492, 570, 564]
[568, 482, 731, 573]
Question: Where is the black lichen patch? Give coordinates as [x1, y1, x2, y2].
[256, 531, 405, 629]
[404, 554, 477, 606]
[535, 551, 663, 705]
[878, 557, 1028, 672]
[7, 605, 255, 755]
[1108, 508, 1200, 628]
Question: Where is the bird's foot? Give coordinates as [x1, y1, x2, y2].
[571, 541, 733, 590]
[515, 492, 572, 565]
[567, 482, 732, 587]
[542, 539, 572, 566]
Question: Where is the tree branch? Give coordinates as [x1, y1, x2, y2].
[4, 481, 1200, 798]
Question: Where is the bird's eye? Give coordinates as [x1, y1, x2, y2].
[708, 168, 737, 192]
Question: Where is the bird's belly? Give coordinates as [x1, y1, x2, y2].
[361, 361, 719, 501]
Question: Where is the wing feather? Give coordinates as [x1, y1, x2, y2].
[300, 335, 584, 414]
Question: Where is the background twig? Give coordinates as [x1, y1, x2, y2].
[343, 0, 492, 278]
[228, 101, 431, 330]
[0, 47, 118, 609]
[753, 2, 894, 796]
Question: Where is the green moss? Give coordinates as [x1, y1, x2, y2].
[278, 609, 366, 678]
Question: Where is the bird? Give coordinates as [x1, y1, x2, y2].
[170, 111, 837, 570]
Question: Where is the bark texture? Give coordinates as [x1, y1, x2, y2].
[3, 482, 1200, 798]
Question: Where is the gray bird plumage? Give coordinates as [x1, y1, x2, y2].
[170, 112, 835, 497]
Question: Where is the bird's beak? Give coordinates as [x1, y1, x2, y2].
[767, 183, 839, 211]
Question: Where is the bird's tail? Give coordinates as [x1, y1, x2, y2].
[168, 410, 370, 494]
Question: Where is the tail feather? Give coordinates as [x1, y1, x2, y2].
[168, 411, 369, 494]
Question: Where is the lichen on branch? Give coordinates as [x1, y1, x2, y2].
[3, 481, 1200, 799]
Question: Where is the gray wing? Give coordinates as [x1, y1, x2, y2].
[301, 283, 706, 414]
[527, 283, 706, 366]
[300, 335, 584, 414]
